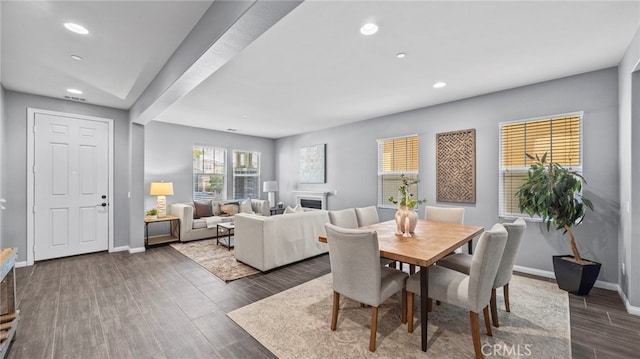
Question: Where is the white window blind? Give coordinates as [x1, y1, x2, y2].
[499, 113, 582, 218]
[193, 145, 226, 200]
[233, 150, 260, 199]
[377, 135, 420, 208]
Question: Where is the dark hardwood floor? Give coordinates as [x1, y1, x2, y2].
[6, 245, 640, 358]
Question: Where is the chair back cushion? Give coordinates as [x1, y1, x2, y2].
[355, 206, 379, 227]
[467, 223, 508, 312]
[425, 206, 464, 224]
[494, 218, 527, 287]
[328, 208, 359, 229]
[325, 223, 381, 306]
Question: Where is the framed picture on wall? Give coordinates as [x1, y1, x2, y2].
[436, 129, 476, 203]
[299, 144, 326, 183]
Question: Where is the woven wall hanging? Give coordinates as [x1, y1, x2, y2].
[436, 129, 476, 203]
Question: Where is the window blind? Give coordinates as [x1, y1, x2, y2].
[193, 146, 226, 200]
[233, 150, 260, 199]
[499, 113, 582, 217]
[377, 135, 420, 207]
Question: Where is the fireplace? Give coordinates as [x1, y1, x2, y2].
[293, 191, 328, 210]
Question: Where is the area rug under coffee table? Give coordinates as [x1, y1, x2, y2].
[228, 273, 570, 358]
[170, 239, 259, 282]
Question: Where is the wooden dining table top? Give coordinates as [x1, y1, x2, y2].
[319, 219, 484, 267]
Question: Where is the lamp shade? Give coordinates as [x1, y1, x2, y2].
[263, 181, 278, 192]
[150, 182, 174, 196]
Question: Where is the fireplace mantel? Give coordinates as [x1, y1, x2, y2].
[293, 191, 329, 210]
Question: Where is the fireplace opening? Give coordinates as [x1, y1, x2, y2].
[300, 199, 322, 210]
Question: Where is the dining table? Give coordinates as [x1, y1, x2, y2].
[319, 219, 484, 352]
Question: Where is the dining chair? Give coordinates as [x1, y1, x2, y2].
[424, 205, 465, 224]
[325, 223, 409, 352]
[328, 208, 359, 229]
[405, 224, 508, 359]
[436, 218, 526, 327]
[355, 206, 379, 227]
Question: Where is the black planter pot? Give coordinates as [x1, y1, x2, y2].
[552, 255, 602, 296]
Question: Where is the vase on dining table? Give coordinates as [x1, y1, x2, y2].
[395, 205, 418, 237]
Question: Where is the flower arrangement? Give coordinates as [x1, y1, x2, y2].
[146, 208, 158, 216]
[388, 174, 427, 209]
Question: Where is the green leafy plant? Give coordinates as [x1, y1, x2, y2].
[146, 208, 158, 216]
[388, 174, 427, 209]
[515, 153, 593, 264]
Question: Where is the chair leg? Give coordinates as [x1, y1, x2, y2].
[490, 288, 499, 328]
[470, 311, 484, 359]
[407, 292, 414, 333]
[401, 289, 407, 323]
[409, 264, 416, 275]
[331, 291, 340, 331]
[504, 283, 510, 312]
[483, 306, 493, 336]
[369, 306, 379, 352]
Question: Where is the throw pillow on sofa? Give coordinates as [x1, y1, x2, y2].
[193, 200, 214, 219]
[239, 198, 254, 214]
[284, 204, 304, 214]
[221, 202, 240, 216]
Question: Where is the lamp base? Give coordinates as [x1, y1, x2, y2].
[268, 192, 275, 209]
[157, 195, 167, 217]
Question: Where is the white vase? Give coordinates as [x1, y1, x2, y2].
[395, 205, 418, 237]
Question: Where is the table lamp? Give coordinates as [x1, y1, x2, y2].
[263, 181, 278, 208]
[150, 182, 174, 217]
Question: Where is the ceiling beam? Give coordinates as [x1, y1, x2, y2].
[130, 0, 302, 125]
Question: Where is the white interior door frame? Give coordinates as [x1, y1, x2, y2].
[26, 108, 115, 266]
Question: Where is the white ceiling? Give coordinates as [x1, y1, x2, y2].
[1, 0, 211, 109]
[2, 1, 639, 139]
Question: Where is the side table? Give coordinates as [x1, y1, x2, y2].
[270, 207, 285, 215]
[0, 248, 19, 359]
[144, 215, 180, 247]
[216, 222, 235, 250]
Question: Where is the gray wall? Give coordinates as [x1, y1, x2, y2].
[619, 25, 640, 306]
[130, 123, 146, 250]
[142, 121, 276, 235]
[0, 86, 5, 249]
[2, 91, 131, 261]
[276, 68, 620, 284]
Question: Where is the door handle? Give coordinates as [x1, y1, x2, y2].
[98, 203, 107, 207]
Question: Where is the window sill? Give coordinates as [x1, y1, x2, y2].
[499, 215, 543, 223]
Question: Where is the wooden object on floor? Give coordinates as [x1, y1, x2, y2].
[469, 311, 482, 359]
[144, 215, 180, 247]
[0, 248, 19, 359]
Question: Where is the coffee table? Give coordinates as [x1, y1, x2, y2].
[216, 222, 235, 250]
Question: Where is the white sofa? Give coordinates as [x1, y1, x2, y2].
[234, 210, 331, 271]
[170, 199, 270, 242]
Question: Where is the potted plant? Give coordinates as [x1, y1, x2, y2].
[515, 153, 598, 295]
[146, 208, 158, 220]
[388, 174, 427, 237]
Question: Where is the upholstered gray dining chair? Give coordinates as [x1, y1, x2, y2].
[405, 224, 508, 359]
[424, 205, 465, 224]
[437, 218, 526, 327]
[328, 208, 359, 228]
[325, 223, 408, 352]
[355, 206, 380, 227]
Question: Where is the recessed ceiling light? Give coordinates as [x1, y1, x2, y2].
[64, 22, 89, 35]
[433, 82, 447, 89]
[67, 88, 83, 95]
[360, 23, 378, 36]
[70, 55, 83, 61]
[241, 114, 248, 118]
[396, 53, 407, 59]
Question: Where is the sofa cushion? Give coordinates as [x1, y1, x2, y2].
[239, 198, 254, 214]
[221, 203, 239, 216]
[193, 200, 213, 219]
[284, 205, 304, 214]
[192, 218, 209, 229]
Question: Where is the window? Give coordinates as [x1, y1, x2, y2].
[499, 113, 582, 218]
[377, 135, 420, 208]
[233, 150, 260, 199]
[193, 146, 226, 200]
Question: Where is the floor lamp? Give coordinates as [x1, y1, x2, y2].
[150, 182, 174, 217]
[263, 181, 278, 209]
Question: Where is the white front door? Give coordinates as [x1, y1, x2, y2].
[34, 112, 110, 260]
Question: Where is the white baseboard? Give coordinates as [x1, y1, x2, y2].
[111, 246, 129, 252]
[128, 247, 145, 254]
[15, 261, 28, 268]
[617, 287, 640, 316]
[512, 265, 618, 290]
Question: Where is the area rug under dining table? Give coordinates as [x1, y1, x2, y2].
[228, 273, 570, 358]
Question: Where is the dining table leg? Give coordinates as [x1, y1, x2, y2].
[420, 265, 429, 352]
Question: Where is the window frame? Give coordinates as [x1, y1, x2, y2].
[192, 145, 227, 201]
[377, 134, 421, 209]
[232, 149, 261, 199]
[498, 111, 583, 220]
